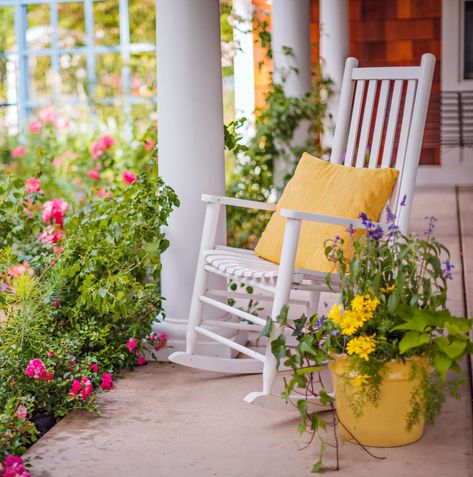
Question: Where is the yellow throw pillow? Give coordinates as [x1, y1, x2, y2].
[254, 152, 399, 272]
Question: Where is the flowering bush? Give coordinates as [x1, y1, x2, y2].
[0, 107, 177, 462]
[266, 207, 472, 471]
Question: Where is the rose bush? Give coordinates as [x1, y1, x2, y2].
[0, 107, 178, 464]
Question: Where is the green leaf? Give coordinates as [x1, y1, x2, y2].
[399, 331, 430, 354]
[387, 293, 400, 314]
[260, 318, 273, 338]
[434, 337, 467, 359]
[295, 366, 321, 375]
[432, 352, 453, 380]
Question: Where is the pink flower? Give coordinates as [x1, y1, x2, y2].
[101, 372, 113, 390]
[136, 354, 146, 366]
[97, 188, 112, 198]
[25, 177, 42, 194]
[122, 171, 137, 184]
[28, 121, 42, 133]
[68, 377, 92, 400]
[87, 170, 100, 180]
[90, 363, 98, 373]
[90, 135, 115, 159]
[47, 351, 55, 357]
[54, 117, 70, 129]
[12, 146, 27, 158]
[150, 332, 168, 351]
[53, 298, 61, 308]
[80, 377, 92, 400]
[42, 199, 69, 227]
[126, 338, 137, 352]
[68, 379, 82, 397]
[25, 359, 53, 381]
[38, 227, 65, 245]
[52, 157, 62, 168]
[15, 405, 27, 419]
[3, 455, 30, 477]
[8, 262, 33, 278]
[144, 139, 156, 151]
[38, 105, 57, 125]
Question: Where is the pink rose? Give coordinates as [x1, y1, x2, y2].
[151, 331, 168, 351]
[80, 377, 92, 400]
[8, 262, 33, 278]
[25, 177, 42, 194]
[39, 227, 65, 245]
[47, 351, 55, 357]
[42, 199, 69, 227]
[144, 139, 156, 151]
[54, 117, 70, 129]
[12, 146, 27, 158]
[68, 379, 82, 397]
[97, 188, 112, 198]
[38, 106, 57, 125]
[126, 338, 137, 352]
[3, 455, 30, 477]
[122, 171, 137, 185]
[101, 372, 113, 390]
[28, 121, 42, 134]
[90, 135, 115, 159]
[52, 158, 62, 168]
[25, 359, 52, 381]
[53, 298, 61, 308]
[87, 170, 100, 180]
[15, 405, 27, 419]
[136, 354, 146, 366]
[90, 363, 98, 373]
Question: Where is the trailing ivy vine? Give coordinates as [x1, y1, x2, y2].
[225, 18, 332, 248]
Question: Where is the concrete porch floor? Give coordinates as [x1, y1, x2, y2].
[26, 187, 473, 477]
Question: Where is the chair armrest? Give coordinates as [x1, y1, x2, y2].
[201, 194, 277, 212]
[280, 208, 387, 231]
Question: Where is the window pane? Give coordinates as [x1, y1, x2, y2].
[465, 0, 473, 79]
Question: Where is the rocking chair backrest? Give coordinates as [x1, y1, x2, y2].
[330, 54, 436, 234]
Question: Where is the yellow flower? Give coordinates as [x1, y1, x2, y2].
[339, 310, 365, 336]
[350, 294, 380, 320]
[351, 373, 370, 388]
[380, 284, 396, 294]
[328, 303, 343, 325]
[346, 335, 377, 360]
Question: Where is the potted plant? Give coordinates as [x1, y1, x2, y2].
[269, 207, 472, 471]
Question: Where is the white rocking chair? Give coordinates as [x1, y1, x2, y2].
[169, 54, 436, 407]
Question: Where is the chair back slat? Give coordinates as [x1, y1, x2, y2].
[394, 80, 417, 170]
[356, 80, 377, 167]
[381, 80, 403, 168]
[369, 79, 390, 168]
[344, 80, 365, 167]
[329, 54, 436, 233]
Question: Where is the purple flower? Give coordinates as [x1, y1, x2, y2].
[367, 226, 384, 241]
[359, 212, 383, 241]
[315, 315, 326, 328]
[346, 223, 355, 238]
[386, 206, 396, 224]
[442, 259, 454, 280]
[424, 216, 438, 240]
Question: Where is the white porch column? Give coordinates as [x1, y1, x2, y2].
[233, 0, 255, 126]
[319, 0, 349, 150]
[271, 0, 312, 187]
[154, 0, 238, 359]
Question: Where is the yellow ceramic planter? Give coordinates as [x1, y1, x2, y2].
[328, 355, 428, 447]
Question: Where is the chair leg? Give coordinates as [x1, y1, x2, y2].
[184, 201, 222, 355]
[186, 266, 209, 354]
[261, 217, 302, 396]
